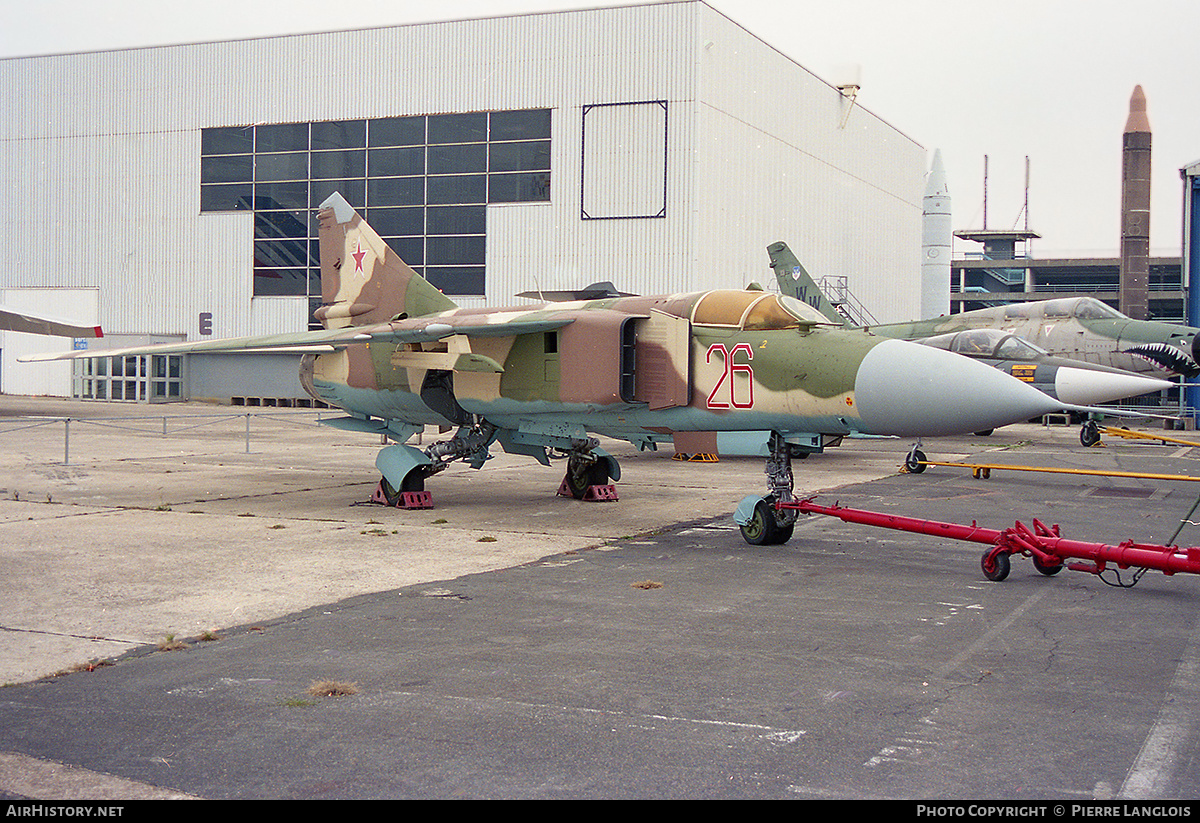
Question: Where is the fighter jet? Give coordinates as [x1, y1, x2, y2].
[872, 297, 1200, 379]
[0, 305, 102, 338]
[769, 240, 1200, 379]
[27, 194, 1096, 538]
[914, 328, 1174, 408]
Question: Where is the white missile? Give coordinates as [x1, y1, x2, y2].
[921, 149, 951, 319]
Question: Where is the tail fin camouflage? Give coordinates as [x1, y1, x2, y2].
[314, 192, 458, 329]
[766, 241, 846, 326]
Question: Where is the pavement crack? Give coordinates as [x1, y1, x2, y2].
[0, 625, 138, 645]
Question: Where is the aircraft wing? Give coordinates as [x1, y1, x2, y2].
[19, 316, 575, 363]
[1, 305, 103, 338]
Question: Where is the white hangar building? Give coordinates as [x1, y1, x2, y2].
[0, 0, 926, 403]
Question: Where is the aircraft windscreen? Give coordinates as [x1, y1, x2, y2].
[693, 291, 827, 330]
[993, 335, 1046, 359]
[918, 329, 1046, 359]
[776, 294, 829, 324]
[947, 329, 1004, 355]
[1072, 297, 1125, 320]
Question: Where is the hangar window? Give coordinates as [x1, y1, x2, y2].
[201, 108, 552, 314]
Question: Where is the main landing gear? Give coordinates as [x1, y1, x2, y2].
[559, 443, 618, 501]
[735, 431, 800, 545]
[373, 420, 620, 507]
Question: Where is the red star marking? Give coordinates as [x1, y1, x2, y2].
[352, 239, 367, 274]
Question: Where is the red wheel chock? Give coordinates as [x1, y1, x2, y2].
[371, 481, 434, 509]
[556, 480, 619, 501]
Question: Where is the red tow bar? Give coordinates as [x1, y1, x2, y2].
[785, 498, 1200, 586]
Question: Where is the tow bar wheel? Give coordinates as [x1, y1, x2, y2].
[981, 549, 1011, 582]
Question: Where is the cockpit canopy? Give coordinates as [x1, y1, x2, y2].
[919, 328, 1047, 360]
[691, 290, 830, 330]
[1001, 296, 1125, 321]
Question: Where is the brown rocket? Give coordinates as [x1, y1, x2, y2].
[1120, 85, 1151, 321]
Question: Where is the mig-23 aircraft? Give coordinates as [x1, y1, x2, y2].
[27, 193, 1101, 543]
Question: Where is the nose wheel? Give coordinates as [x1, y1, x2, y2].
[737, 431, 800, 545]
[739, 496, 795, 545]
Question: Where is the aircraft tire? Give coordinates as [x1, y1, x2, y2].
[1080, 421, 1100, 448]
[381, 468, 425, 505]
[981, 549, 1010, 582]
[564, 460, 609, 500]
[905, 449, 927, 474]
[740, 499, 782, 545]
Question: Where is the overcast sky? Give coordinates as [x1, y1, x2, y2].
[3, 0, 1198, 257]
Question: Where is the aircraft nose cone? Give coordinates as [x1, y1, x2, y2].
[854, 339, 1063, 437]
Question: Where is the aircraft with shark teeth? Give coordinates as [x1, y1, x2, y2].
[26, 194, 1114, 545]
[767, 242, 1200, 379]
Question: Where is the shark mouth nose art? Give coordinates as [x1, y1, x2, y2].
[1124, 343, 1200, 377]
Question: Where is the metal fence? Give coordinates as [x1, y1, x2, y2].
[0, 409, 357, 466]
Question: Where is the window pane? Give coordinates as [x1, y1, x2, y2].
[428, 174, 486, 204]
[427, 205, 484, 236]
[202, 154, 252, 183]
[428, 143, 486, 174]
[310, 179, 365, 207]
[428, 113, 487, 144]
[369, 146, 424, 177]
[254, 238, 312, 269]
[369, 116, 425, 147]
[253, 267, 309, 296]
[489, 140, 550, 172]
[424, 266, 485, 295]
[386, 237, 424, 265]
[255, 152, 307, 182]
[311, 149, 365, 180]
[202, 126, 254, 155]
[253, 181, 308, 210]
[368, 176, 424, 206]
[488, 172, 551, 203]
[427, 235, 485, 267]
[256, 123, 309, 153]
[490, 109, 551, 140]
[311, 120, 365, 150]
[201, 183, 252, 211]
[254, 211, 310, 240]
[365, 206, 425, 237]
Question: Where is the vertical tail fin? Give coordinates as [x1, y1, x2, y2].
[766, 241, 846, 326]
[314, 192, 458, 329]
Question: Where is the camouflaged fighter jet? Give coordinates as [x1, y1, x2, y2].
[871, 298, 1200, 379]
[26, 193, 1093, 538]
[769, 241, 1200, 379]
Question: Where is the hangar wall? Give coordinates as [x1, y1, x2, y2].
[0, 1, 923, 400]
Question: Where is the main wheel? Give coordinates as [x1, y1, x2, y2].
[381, 467, 425, 505]
[905, 449, 927, 474]
[564, 458, 609, 500]
[1080, 421, 1100, 448]
[981, 549, 1011, 582]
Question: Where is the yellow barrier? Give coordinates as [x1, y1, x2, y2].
[1101, 427, 1200, 448]
[909, 460, 1200, 483]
